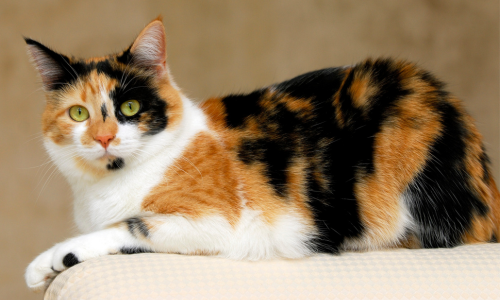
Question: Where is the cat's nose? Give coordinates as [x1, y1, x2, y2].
[95, 134, 115, 149]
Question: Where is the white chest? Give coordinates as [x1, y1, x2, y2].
[71, 154, 171, 233]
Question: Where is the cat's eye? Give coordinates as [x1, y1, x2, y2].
[69, 106, 90, 122]
[120, 100, 140, 117]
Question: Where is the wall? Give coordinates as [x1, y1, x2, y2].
[0, 1, 498, 299]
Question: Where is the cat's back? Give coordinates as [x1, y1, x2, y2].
[201, 57, 500, 251]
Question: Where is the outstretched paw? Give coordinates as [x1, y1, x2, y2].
[25, 228, 131, 292]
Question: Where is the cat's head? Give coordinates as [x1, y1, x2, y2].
[26, 18, 184, 178]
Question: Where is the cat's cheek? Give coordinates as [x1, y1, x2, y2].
[109, 123, 143, 157]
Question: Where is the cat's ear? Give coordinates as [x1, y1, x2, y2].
[24, 38, 75, 91]
[126, 17, 168, 78]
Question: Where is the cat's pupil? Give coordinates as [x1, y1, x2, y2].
[78, 108, 81, 115]
[128, 102, 132, 110]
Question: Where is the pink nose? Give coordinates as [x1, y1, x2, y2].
[95, 134, 114, 149]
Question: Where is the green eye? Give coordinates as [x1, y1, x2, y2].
[69, 105, 89, 122]
[120, 100, 140, 117]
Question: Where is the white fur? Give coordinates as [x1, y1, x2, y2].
[142, 207, 315, 260]
[26, 205, 316, 291]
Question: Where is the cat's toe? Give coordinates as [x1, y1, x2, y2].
[25, 249, 58, 292]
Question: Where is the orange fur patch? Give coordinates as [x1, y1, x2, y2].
[42, 102, 75, 145]
[142, 133, 242, 225]
[349, 74, 377, 111]
[462, 215, 495, 243]
[157, 80, 184, 130]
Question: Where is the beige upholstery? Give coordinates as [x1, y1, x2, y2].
[45, 243, 500, 300]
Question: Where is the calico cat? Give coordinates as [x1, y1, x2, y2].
[25, 17, 500, 291]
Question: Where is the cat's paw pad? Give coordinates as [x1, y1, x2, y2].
[25, 248, 58, 292]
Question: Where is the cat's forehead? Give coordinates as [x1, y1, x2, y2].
[77, 70, 118, 106]
[63, 57, 152, 104]
[69, 56, 139, 86]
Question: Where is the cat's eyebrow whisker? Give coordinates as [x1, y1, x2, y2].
[57, 54, 78, 81]
[120, 62, 135, 88]
[121, 85, 150, 94]
[121, 73, 142, 91]
[122, 72, 150, 91]
[119, 64, 130, 87]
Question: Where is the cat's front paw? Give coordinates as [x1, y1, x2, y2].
[25, 247, 59, 292]
[25, 228, 132, 291]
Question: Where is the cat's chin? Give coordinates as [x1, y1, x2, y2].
[98, 153, 118, 161]
[83, 153, 126, 171]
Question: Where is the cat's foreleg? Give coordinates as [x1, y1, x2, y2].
[25, 214, 231, 291]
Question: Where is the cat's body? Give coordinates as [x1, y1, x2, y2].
[25, 18, 500, 291]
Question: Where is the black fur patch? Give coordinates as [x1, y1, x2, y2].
[101, 104, 108, 122]
[491, 233, 498, 243]
[238, 138, 293, 197]
[120, 247, 153, 254]
[125, 217, 150, 238]
[222, 90, 264, 128]
[116, 46, 133, 65]
[110, 76, 168, 135]
[107, 158, 125, 170]
[479, 148, 491, 182]
[274, 67, 346, 99]
[407, 99, 489, 248]
[62, 253, 80, 268]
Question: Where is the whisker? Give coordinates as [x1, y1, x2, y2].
[179, 155, 202, 178]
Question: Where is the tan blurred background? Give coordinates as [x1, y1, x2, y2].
[1, 0, 498, 299]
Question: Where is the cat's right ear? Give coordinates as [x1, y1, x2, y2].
[118, 18, 168, 79]
[24, 38, 75, 91]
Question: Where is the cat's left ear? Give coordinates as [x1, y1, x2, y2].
[124, 17, 168, 78]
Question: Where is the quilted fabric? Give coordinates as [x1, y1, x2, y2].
[45, 243, 500, 300]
